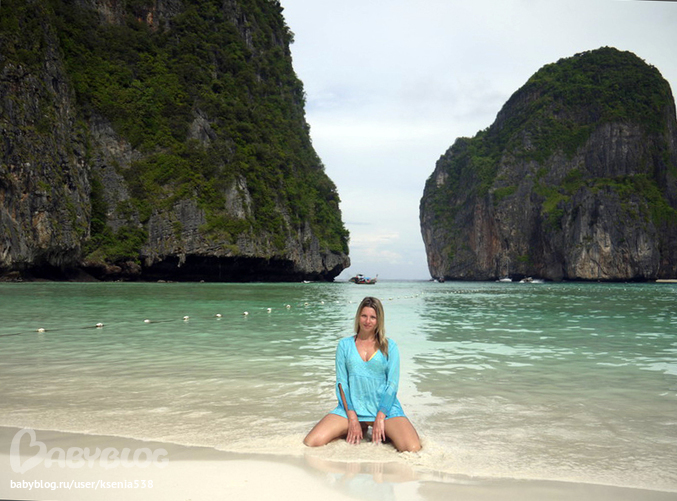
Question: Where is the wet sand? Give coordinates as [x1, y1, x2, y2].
[2, 427, 675, 501]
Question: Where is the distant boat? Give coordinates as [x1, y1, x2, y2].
[349, 274, 378, 284]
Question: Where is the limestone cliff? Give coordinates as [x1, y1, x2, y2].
[0, 0, 349, 281]
[420, 48, 677, 281]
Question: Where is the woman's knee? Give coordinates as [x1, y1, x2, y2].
[303, 434, 323, 447]
[303, 414, 347, 447]
[386, 417, 421, 452]
[303, 426, 330, 447]
[397, 439, 421, 453]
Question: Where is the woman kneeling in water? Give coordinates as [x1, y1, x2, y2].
[304, 296, 421, 452]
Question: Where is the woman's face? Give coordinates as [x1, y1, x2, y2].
[359, 306, 378, 336]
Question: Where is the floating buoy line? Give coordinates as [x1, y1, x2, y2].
[0, 289, 529, 339]
[0, 285, 555, 339]
[0, 293, 436, 339]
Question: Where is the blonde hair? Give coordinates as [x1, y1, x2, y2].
[353, 296, 388, 358]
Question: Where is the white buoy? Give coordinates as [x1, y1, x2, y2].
[183, 316, 190, 321]
[144, 319, 151, 324]
[243, 311, 249, 316]
[96, 323, 104, 328]
[216, 313, 222, 318]
[285, 304, 291, 309]
[267, 308, 272, 313]
[37, 328, 45, 333]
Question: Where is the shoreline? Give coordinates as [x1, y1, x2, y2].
[2, 426, 676, 501]
[2, 275, 677, 284]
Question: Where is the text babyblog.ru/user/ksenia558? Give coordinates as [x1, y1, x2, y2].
[10, 479, 156, 492]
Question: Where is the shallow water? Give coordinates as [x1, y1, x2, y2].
[0, 281, 675, 491]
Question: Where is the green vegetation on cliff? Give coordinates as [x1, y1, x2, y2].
[425, 47, 677, 227]
[2, 0, 349, 267]
[500, 46, 672, 161]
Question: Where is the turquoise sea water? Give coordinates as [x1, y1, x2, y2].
[0, 281, 675, 491]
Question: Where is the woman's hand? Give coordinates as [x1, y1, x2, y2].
[346, 411, 363, 445]
[372, 412, 386, 444]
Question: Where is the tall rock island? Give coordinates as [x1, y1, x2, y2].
[0, 0, 349, 281]
[420, 47, 677, 281]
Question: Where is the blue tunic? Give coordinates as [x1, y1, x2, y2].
[330, 336, 406, 421]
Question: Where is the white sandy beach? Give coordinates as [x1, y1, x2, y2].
[2, 426, 676, 501]
[1, 427, 357, 501]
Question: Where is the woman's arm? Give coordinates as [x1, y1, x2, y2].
[336, 341, 362, 444]
[372, 340, 400, 444]
[377, 340, 400, 416]
[372, 411, 387, 444]
[335, 341, 355, 411]
[339, 383, 363, 444]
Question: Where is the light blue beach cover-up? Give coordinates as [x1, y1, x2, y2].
[330, 336, 406, 421]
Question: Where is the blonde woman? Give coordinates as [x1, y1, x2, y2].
[304, 297, 421, 452]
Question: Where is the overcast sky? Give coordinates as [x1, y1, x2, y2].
[280, 0, 677, 280]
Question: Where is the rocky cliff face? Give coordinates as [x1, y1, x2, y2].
[0, 1, 90, 278]
[420, 48, 677, 281]
[0, 0, 349, 281]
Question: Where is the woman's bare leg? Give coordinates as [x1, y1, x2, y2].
[385, 417, 421, 452]
[303, 414, 349, 447]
